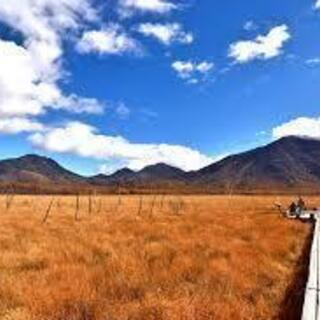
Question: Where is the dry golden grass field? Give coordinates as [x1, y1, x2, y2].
[0, 195, 315, 320]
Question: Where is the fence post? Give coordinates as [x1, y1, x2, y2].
[42, 197, 55, 224]
[5, 185, 15, 211]
[116, 185, 122, 213]
[75, 194, 80, 221]
[150, 195, 156, 216]
[137, 195, 143, 216]
[88, 193, 92, 215]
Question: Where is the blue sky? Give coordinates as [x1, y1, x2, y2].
[0, 0, 320, 176]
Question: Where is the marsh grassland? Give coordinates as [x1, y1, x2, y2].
[0, 195, 313, 320]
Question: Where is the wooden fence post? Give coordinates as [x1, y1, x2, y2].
[42, 197, 55, 224]
[88, 193, 92, 215]
[5, 185, 15, 211]
[116, 185, 122, 213]
[137, 195, 143, 216]
[150, 195, 156, 216]
[75, 194, 80, 221]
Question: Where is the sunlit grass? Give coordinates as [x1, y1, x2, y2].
[0, 195, 312, 320]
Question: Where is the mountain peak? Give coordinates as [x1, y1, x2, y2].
[109, 167, 135, 178]
[193, 135, 320, 191]
[19, 154, 57, 163]
[0, 153, 84, 184]
[141, 162, 184, 173]
[115, 167, 135, 174]
[275, 135, 319, 144]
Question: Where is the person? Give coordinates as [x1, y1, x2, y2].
[297, 197, 306, 212]
[289, 202, 297, 215]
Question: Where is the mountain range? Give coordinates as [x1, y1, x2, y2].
[1, 136, 320, 194]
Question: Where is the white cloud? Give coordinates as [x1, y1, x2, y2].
[0, 39, 56, 116]
[229, 25, 291, 63]
[0, 117, 44, 134]
[196, 61, 215, 73]
[137, 23, 193, 45]
[119, 0, 177, 15]
[272, 117, 320, 139]
[29, 121, 214, 171]
[116, 103, 131, 119]
[187, 78, 199, 85]
[56, 95, 104, 114]
[77, 25, 140, 55]
[171, 60, 214, 83]
[305, 57, 320, 66]
[0, 0, 103, 117]
[315, 0, 320, 9]
[243, 21, 257, 31]
[172, 61, 194, 78]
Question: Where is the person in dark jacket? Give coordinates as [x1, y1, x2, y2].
[289, 202, 297, 215]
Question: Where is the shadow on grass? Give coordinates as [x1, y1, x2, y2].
[277, 222, 314, 320]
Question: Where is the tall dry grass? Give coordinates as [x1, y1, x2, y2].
[0, 195, 313, 320]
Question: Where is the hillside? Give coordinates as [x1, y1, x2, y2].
[0, 154, 85, 185]
[1, 136, 320, 193]
[192, 136, 320, 192]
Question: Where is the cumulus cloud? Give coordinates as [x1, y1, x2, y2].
[137, 23, 193, 45]
[77, 24, 141, 55]
[119, 0, 177, 16]
[0, 0, 103, 117]
[171, 60, 214, 83]
[315, 0, 320, 9]
[272, 117, 320, 139]
[172, 61, 194, 78]
[29, 121, 214, 171]
[229, 25, 291, 63]
[0, 117, 44, 134]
